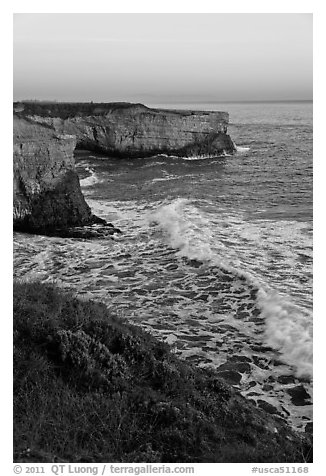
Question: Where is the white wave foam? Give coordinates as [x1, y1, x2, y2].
[149, 198, 313, 379]
[142, 161, 166, 168]
[152, 174, 179, 183]
[148, 199, 258, 276]
[148, 198, 214, 261]
[235, 145, 250, 153]
[80, 167, 101, 187]
[257, 289, 312, 379]
[182, 151, 232, 161]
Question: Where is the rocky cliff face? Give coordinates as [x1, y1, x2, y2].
[14, 102, 235, 158]
[13, 102, 235, 235]
[13, 116, 106, 235]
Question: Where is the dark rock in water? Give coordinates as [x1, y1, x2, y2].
[218, 324, 236, 332]
[252, 356, 270, 370]
[287, 385, 311, 406]
[257, 400, 279, 415]
[235, 310, 249, 320]
[272, 359, 286, 367]
[165, 264, 179, 271]
[249, 317, 264, 325]
[229, 355, 252, 363]
[250, 344, 275, 353]
[216, 370, 242, 385]
[219, 274, 234, 283]
[196, 294, 209, 302]
[250, 289, 258, 300]
[277, 375, 297, 385]
[248, 381, 257, 388]
[252, 308, 261, 317]
[216, 361, 251, 374]
[187, 259, 203, 268]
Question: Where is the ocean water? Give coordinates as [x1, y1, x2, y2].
[13, 101, 313, 430]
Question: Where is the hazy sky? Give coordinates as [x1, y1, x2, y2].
[13, 13, 312, 103]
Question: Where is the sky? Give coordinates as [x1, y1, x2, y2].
[13, 13, 313, 103]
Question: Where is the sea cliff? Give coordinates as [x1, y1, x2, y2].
[13, 101, 235, 235]
[13, 115, 119, 237]
[14, 101, 236, 158]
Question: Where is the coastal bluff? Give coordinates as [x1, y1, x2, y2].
[13, 115, 118, 236]
[13, 101, 235, 235]
[14, 101, 236, 158]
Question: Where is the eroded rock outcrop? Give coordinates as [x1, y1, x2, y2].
[14, 102, 235, 158]
[13, 101, 235, 236]
[13, 116, 120, 237]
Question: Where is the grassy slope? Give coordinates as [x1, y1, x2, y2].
[13, 281, 312, 463]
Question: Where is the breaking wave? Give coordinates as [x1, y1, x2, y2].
[80, 167, 101, 187]
[149, 198, 312, 379]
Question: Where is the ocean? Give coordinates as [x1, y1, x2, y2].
[13, 101, 313, 431]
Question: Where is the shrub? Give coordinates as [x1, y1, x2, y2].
[13, 281, 312, 463]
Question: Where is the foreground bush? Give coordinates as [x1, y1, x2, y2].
[13, 281, 312, 463]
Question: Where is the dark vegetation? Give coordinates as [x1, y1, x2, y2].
[14, 281, 312, 463]
[13, 101, 214, 120]
[13, 102, 150, 119]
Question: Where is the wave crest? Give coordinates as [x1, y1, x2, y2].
[258, 289, 312, 378]
[148, 198, 214, 261]
[80, 167, 101, 187]
[149, 198, 312, 379]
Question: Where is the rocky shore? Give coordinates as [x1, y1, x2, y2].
[13, 101, 235, 238]
[13, 102, 313, 462]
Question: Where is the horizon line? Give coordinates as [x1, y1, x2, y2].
[14, 99, 313, 104]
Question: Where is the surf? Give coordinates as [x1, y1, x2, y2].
[149, 197, 312, 380]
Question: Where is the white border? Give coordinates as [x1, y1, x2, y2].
[3, 3, 322, 474]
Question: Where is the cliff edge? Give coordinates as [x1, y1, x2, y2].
[13, 115, 117, 236]
[14, 102, 236, 158]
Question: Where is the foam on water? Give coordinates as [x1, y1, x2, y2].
[14, 102, 313, 431]
[149, 198, 312, 380]
[235, 145, 251, 153]
[149, 198, 214, 261]
[181, 151, 232, 161]
[151, 173, 179, 183]
[80, 167, 102, 187]
[258, 290, 312, 379]
[13, 195, 312, 429]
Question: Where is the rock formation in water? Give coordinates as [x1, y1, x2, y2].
[14, 102, 235, 158]
[13, 101, 235, 236]
[13, 115, 120, 237]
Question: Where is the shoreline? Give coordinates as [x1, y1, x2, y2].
[13, 100, 313, 462]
